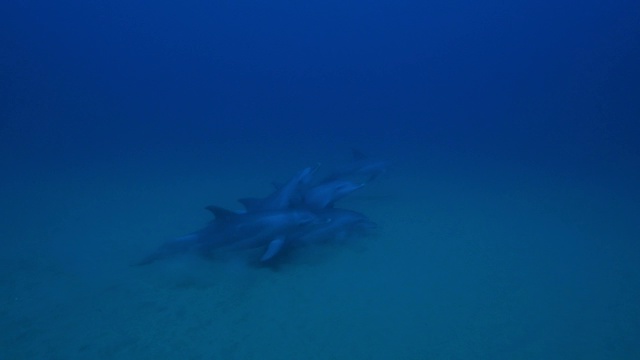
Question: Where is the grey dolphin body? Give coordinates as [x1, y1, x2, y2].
[134, 234, 203, 266]
[289, 208, 376, 246]
[136, 157, 384, 267]
[238, 165, 318, 212]
[134, 219, 229, 266]
[204, 206, 316, 253]
[136, 206, 317, 265]
[301, 179, 365, 210]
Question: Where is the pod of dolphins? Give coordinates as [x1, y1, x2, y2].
[136, 150, 388, 267]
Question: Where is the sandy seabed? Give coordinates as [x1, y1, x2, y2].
[1, 155, 639, 360]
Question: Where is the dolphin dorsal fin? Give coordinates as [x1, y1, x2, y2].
[205, 205, 237, 220]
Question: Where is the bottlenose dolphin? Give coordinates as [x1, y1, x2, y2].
[136, 155, 386, 268]
[204, 206, 316, 255]
[301, 179, 365, 210]
[254, 208, 375, 263]
[238, 165, 319, 212]
[290, 208, 376, 246]
[136, 206, 317, 265]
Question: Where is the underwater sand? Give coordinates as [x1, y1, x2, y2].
[1, 151, 639, 359]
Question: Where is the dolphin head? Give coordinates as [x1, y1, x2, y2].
[333, 181, 365, 197]
[299, 163, 321, 186]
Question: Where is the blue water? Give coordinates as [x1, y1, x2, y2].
[2, 0, 639, 359]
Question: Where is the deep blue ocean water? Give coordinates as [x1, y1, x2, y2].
[1, 0, 639, 359]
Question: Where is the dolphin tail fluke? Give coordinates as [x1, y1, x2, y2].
[133, 234, 200, 266]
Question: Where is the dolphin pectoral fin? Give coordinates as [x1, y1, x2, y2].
[260, 237, 285, 262]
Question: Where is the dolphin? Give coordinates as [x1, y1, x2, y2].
[204, 206, 317, 257]
[288, 208, 376, 247]
[301, 179, 365, 210]
[251, 208, 375, 263]
[136, 155, 386, 267]
[134, 233, 203, 266]
[136, 206, 317, 265]
[238, 165, 319, 212]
